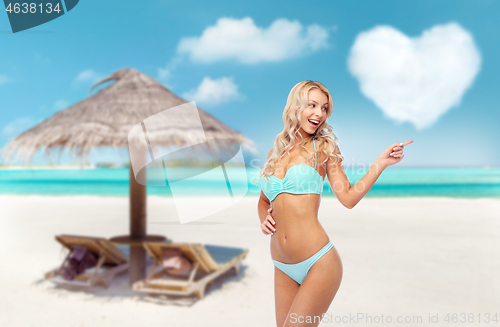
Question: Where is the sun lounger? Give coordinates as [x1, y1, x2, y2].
[44, 234, 130, 288]
[132, 242, 249, 299]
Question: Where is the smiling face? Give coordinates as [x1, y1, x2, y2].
[298, 88, 329, 137]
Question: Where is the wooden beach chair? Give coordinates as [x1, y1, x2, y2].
[44, 234, 130, 289]
[132, 242, 249, 300]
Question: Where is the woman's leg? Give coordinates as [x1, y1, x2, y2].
[282, 246, 343, 327]
[275, 266, 300, 327]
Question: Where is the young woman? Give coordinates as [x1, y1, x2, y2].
[256, 80, 412, 327]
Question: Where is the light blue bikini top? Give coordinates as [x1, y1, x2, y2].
[261, 136, 324, 202]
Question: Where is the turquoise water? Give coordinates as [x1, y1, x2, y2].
[0, 167, 499, 198]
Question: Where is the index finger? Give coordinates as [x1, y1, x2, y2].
[400, 140, 413, 147]
[267, 215, 276, 224]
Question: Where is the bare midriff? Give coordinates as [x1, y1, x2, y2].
[269, 192, 330, 264]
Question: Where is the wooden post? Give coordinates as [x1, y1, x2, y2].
[129, 162, 147, 286]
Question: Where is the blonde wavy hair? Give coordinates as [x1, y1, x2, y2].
[255, 80, 344, 185]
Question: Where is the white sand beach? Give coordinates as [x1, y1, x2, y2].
[0, 195, 499, 327]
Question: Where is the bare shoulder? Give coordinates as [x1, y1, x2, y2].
[267, 149, 273, 159]
[261, 149, 273, 175]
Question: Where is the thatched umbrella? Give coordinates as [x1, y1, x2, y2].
[1, 68, 256, 285]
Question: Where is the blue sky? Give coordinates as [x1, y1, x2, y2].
[0, 0, 499, 168]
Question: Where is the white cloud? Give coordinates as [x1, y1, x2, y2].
[158, 66, 171, 81]
[34, 52, 50, 64]
[177, 17, 330, 64]
[181, 76, 242, 106]
[0, 74, 10, 85]
[347, 22, 481, 130]
[54, 99, 69, 111]
[157, 56, 184, 82]
[1, 117, 38, 136]
[72, 69, 105, 87]
[39, 99, 70, 114]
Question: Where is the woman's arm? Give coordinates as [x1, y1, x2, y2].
[326, 141, 412, 209]
[258, 191, 271, 225]
[257, 149, 273, 225]
[326, 157, 385, 209]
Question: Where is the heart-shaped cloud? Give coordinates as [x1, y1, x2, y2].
[347, 22, 481, 130]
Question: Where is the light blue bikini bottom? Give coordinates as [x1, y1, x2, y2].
[272, 241, 334, 285]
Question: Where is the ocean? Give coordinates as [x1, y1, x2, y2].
[0, 167, 499, 198]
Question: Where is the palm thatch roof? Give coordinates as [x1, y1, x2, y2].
[1, 68, 256, 165]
